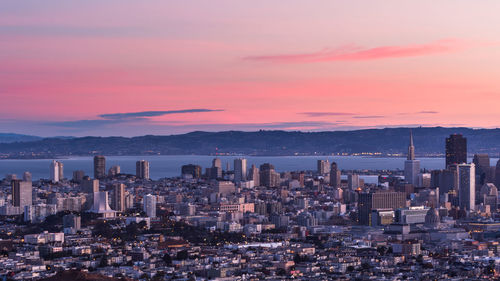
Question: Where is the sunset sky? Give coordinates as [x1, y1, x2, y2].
[2, 1, 500, 136]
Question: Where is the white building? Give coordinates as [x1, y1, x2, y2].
[143, 194, 157, 218]
[50, 160, 64, 183]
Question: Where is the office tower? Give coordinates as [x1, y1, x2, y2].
[248, 164, 260, 186]
[445, 134, 467, 168]
[63, 214, 81, 230]
[348, 174, 360, 190]
[330, 162, 341, 188]
[480, 183, 498, 210]
[234, 158, 247, 182]
[473, 154, 491, 186]
[181, 164, 202, 179]
[136, 160, 150, 179]
[496, 160, 500, 188]
[358, 192, 406, 225]
[93, 155, 106, 179]
[113, 183, 126, 212]
[458, 163, 475, 211]
[404, 131, 420, 186]
[50, 160, 63, 182]
[259, 163, 279, 188]
[22, 172, 32, 182]
[291, 171, 305, 187]
[215, 181, 236, 196]
[12, 180, 32, 208]
[317, 160, 330, 175]
[143, 194, 157, 217]
[108, 165, 120, 177]
[212, 158, 222, 169]
[72, 170, 85, 183]
[82, 178, 99, 193]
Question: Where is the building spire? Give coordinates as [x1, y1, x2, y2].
[408, 129, 415, 160]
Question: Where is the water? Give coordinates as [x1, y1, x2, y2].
[0, 156, 497, 181]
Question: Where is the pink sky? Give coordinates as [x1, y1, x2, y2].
[1, 1, 500, 136]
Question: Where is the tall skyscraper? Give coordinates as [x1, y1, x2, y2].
[348, 174, 360, 190]
[72, 170, 85, 183]
[248, 164, 260, 186]
[12, 180, 32, 209]
[113, 183, 126, 212]
[50, 160, 63, 182]
[495, 160, 500, 188]
[143, 194, 157, 217]
[404, 131, 420, 186]
[446, 134, 467, 168]
[136, 160, 150, 179]
[317, 160, 330, 175]
[472, 154, 490, 186]
[458, 163, 475, 211]
[23, 171, 32, 182]
[93, 156, 106, 179]
[330, 162, 341, 188]
[234, 158, 247, 182]
[181, 164, 202, 179]
[212, 158, 222, 169]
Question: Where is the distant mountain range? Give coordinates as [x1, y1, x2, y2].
[0, 133, 42, 143]
[1, 127, 500, 158]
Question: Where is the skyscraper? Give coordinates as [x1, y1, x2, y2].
[50, 160, 63, 182]
[348, 174, 360, 190]
[12, 180, 32, 209]
[234, 158, 247, 182]
[23, 171, 32, 182]
[404, 130, 420, 186]
[259, 163, 280, 188]
[136, 160, 150, 179]
[93, 155, 106, 179]
[113, 183, 126, 212]
[212, 158, 222, 169]
[248, 164, 260, 186]
[358, 191, 406, 225]
[181, 164, 202, 179]
[143, 194, 157, 217]
[458, 163, 475, 211]
[446, 134, 467, 168]
[330, 162, 341, 188]
[108, 165, 120, 177]
[472, 154, 490, 186]
[317, 160, 330, 175]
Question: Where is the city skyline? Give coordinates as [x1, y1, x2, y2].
[2, 1, 500, 136]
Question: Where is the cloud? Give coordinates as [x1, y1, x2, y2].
[244, 39, 467, 63]
[99, 109, 223, 120]
[43, 108, 223, 128]
[352, 115, 385, 119]
[417, 110, 439, 114]
[300, 112, 355, 117]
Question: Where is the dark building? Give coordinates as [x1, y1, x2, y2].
[473, 154, 491, 186]
[330, 162, 341, 188]
[259, 163, 279, 188]
[358, 192, 406, 225]
[445, 134, 467, 168]
[136, 160, 150, 179]
[431, 168, 458, 196]
[93, 155, 106, 179]
[181, 164, 202, 179]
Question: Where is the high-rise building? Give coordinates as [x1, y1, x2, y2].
[259, 163, 280, 188]
[404, 131, 420, 186]
[12, 180, 32, 209]
[50, 160, 63, 182]
[181, 164, 202, 179]
[446, 134, 467, 168]
[234, 158, 247, 182]
[473, 154, 490, 186]
[143, 194, 157, 217]
[72, 170, 85, 183]
[93, 156, 106, 179]
[212, 158, 222, 169]
[358, 192, 406, 225]
[496, 160, 500, 188]
[458, 163, 475, 211]
[207, 158, 223, 179]
[82, 178, 99, 194]
[136, 160, 150, 179]
[215, 181, 236, 196]
[108, 165, 120, 177]
[248, 164, 260, 186]
[317, 160, 330, 175]
[23, 171, 32, 182]
[113, 183, 126, 212]
[330, 162, 341, 188]
[348, 174, 360, 190]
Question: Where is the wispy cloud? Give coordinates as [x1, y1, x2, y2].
[99, 109, 223, 120]
[417, 110, 439, 114]
[300, 112, 354, 117]
[44, 108, 223, 128]
[244, 39, 468, 64]
[352, 115, 385, 119]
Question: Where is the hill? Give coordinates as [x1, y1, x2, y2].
[0, 127, 499, 158]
